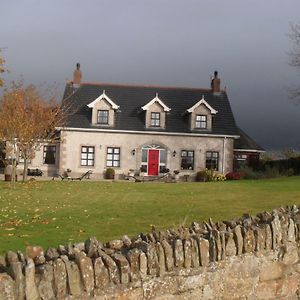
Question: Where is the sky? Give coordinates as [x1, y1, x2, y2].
[1, 0, 300, 150]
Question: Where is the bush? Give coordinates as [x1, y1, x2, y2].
[239, 166, 264, 180]
[196, 169, 226, 182]
[226, 172, 244, 180]
[105, 168, 115, 179]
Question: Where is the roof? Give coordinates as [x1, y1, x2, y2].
[234, 128, 265, 152]
[62, 82, 239, 136]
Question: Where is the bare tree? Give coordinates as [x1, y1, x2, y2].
[288, 23, 300, 100]
[0, 82, 67, 183]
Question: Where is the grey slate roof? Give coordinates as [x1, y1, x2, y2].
[234, 128, 264, 151]
[63, 82, 240, 136]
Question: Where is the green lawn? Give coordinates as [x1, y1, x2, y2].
[0, 176, 300, 254]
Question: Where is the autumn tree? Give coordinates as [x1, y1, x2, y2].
[0, 49, 7, 87]
[0, 82, 67, 183]
[288, 23, 300, 100]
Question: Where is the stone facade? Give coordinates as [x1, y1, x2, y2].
[1, 205, 300, 299]
[57, 129, 234, 178]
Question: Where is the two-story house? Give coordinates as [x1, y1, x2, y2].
[28, 65, 264, 179]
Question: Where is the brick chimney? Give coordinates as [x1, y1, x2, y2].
[73, 63, 82, 86]
[211, 71, 221, 94]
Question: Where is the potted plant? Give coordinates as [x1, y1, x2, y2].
[106, 168, 115, 179]
[173, 170, 180, 181]
[128, 169, 135, 176]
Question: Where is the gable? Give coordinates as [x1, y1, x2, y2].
[142, 94, 171, 112]
[87, 90, 119, 110]
[187, 95, 218, 114]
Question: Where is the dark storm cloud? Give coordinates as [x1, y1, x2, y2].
[1, 0, 300, 150]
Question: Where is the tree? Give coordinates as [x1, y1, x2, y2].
[0, 49, 7, 87]
[288, 23, 300, 100]
[0, 82, 67, 183]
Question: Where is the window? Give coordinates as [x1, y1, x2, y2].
[106, 147, 120, 167]
[195, 115, 207, 129]
[150, 112, 160, 127]
[81, 146, 94, 166]
[43, 145, 56, 164]
[181, 150, 194, 170]
[97, 110, 109, 124]
[206, 151, 219, 170]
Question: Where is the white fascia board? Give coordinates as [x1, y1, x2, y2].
[187, 95, 218, 114]
[234, 149, 265, 153]
[141, 95, 171, 112]
[56, 126, 239, 139]
[87, 90, 119, 110]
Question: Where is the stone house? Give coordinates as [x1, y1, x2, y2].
[25, 66, 263, 179]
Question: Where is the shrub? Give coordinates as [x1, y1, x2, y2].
[105, 168, 115, 179]
[196, 169, 226, 182]
[240, 166, 264, 180]
[226, 172, 244, 180]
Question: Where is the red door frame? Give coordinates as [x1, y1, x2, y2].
[148, 149, 159, 176]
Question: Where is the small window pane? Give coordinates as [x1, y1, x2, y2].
[142, 149, 148, 162]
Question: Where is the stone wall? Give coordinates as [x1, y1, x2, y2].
[1, 206, 300, 299]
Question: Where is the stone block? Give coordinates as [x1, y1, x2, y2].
[6, 251, 19, 265]
[75, 253, 95, 294]
[173, 239, 184, 268]
[94, 257, 110, 288]
[225, 232, 236, 257]
[8, 262, 25, 300]
[53, 258, 67, 299]
[183, 239, 192, 268]
[0, 273, 16, 300]
[45, 248, 59, 261]
[25, 258, 40, 300]
[161, 240, 174, 271]
[259, 261, 284, 281]
[191, 238, 200, 268]
[111, 253, 130, 284]
[254, 226, 265, 252]
[25, 246, 44, 260]
[287, 218, 296, 242]
[265, 224, 272, 250]
[84, 236, 99, 258]
[198, 238, 210, 267]
[233, 225, 243, 255]
[100, 252, 120, 284]
[208, 234, 217, 262]
[282, 242, 299, 265]
[126, 248, 141, 282]
[139, 252, 147, 279]
[61, 255, 83, 296]
[36, 263, 56, 300]
[107, 239, 124, 250]
[212, 230, 222, 261]
[156, 242, 166, 275]
[242, 228, 255, 253]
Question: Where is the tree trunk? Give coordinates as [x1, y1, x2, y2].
[11, 159, 16, 189]
[23, 158, 28, 182]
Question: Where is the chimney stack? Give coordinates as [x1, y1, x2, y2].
[211, 70, 221, 94]
[73, 63, 82, 86]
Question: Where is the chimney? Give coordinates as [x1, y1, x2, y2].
[73, 63, 82, 86]
[211, 70, 221, 94]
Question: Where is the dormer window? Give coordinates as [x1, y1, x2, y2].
[97, 110, 109, 124]
[195, 115, 207, 129]
[87, 90, 119, 127]
[187, 95, 217, 131]
[142, 93, 171, 129]
[151, 112, 160, 127]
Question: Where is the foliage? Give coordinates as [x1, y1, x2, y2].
[0, 49, 7, 87]
[0, 82, 67, 182]
[196, 169, 226, 182]
[105, 168, 115, 179]
[239, 166, 264, 180]
[225, 172, 244, 180]
[1, 177, 300, 254]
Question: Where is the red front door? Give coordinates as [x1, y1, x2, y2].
[148, 149, 159, 176]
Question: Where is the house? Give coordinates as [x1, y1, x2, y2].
[25, 65, 263, 179]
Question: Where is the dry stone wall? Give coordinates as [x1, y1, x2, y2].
[1, 206, 300, 299]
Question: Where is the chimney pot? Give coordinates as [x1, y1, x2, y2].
[211, 70, 221, 93]
[73, 63, 82, 86]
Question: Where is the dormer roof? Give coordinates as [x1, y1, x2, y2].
[141, 93, 171, 112]
[186, 95, 218, 114]
[87, 90, 119, 110]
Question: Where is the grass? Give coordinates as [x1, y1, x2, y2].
[0, 176, 300, 254]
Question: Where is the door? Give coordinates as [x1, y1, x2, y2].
[148, 149, 159, 176]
